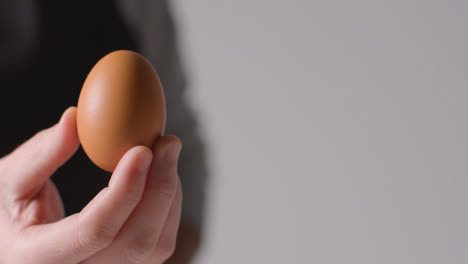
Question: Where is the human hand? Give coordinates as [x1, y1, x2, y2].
[0, 107, 183, 264]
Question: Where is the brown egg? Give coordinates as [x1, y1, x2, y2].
[77, 50, 165, 172]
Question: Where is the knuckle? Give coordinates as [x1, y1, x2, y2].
[156, 178, 178, 201]
[155, 238, 177, 261]
[29, 130, 48, 152]
[76, 220, 115, 252]
[124, 191, 143, 205]
[14, 130, 47, 161]
[124, 236, 156, 264]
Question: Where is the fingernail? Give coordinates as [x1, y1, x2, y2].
[164, 142, 182, 161]
[53, 109, 68, 133]
[137, 147, 153, 172]
[58, 107, 70, 125]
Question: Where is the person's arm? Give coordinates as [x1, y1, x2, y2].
[0, 107, 184, 263]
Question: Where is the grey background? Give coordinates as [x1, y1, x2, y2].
[172, 0, 468, 263]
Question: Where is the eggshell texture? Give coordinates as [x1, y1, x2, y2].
[77, 50, 165, 172]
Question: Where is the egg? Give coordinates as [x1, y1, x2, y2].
[77, 50, 166, 172]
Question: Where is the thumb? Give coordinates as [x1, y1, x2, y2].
[1, 107, 80, 200]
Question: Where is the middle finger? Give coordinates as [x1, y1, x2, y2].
[83, 136, 182, 264]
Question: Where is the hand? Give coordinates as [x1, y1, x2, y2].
[0, 107, 183, 264]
